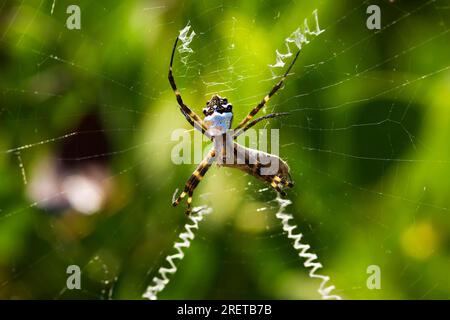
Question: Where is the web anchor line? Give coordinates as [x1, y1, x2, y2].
[275, 197, 342, 300]
[143, 205, 212, 300]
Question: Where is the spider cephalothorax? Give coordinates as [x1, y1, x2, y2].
[203, 94, 233, 136]
[203, 94, 233, 116]
[168, 36, 299, 214]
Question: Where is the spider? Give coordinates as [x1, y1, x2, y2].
[169, 37, 300, 214]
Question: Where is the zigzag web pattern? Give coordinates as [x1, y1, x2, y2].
[143, 205, 212, 300]
[275, 197, 342, 300]
[269, 9, 325, 70]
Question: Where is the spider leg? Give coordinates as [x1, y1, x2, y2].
[234, 50, 300, 132]
[270, 178, 287, 197]
[282, 178, 294, 188]
[273, 174, 294, 188]
[169, 37, 210, 136]
[172, 149, 216, 215]
[250, 161, 291, 197]
[233, 112, 290, 139]
[271, 175, 295, 194]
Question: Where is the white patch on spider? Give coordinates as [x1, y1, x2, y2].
[204, 110, 233, 136]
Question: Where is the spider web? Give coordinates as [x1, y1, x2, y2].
[0, 0, 449, 299]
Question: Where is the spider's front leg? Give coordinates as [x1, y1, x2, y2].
[234, 50, 300, 132]
[233, 112, 290, 139]
[169, 37, 210, 137]
[172, 149, 216, 215]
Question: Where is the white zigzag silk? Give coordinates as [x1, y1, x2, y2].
[143, 197, 341, 300]
[275, 197, 342, 300]
[143, 206, 212, 300]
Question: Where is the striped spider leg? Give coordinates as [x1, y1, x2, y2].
[169, 37, 211, 138]
[233, 112, 291, 139]
[169, 37, 215, 214]
[172, 149, 216, 215]
[233, 49, 301, 134]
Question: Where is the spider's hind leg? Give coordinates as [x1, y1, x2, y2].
[270, 176, 287, 197]
[271, 182, 286, 197]
[270, 175, 294, 197]
[185, 192, 193, 215]
[281, 178, 294, 188]
[172, 190, 186, 207]
[172, 189, 193, 215]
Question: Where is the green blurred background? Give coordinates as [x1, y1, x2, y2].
[0, 0, 449, 299]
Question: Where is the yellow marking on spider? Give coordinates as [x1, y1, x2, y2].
[271, 181, 278, 188]
[175, 89, 181, 96]
[193, 171, 203, 180]
[180, 191, 186, 198]
[187, 197, 192, 204]
[264, 95, 270, 102]
[273, 176, 281, 183]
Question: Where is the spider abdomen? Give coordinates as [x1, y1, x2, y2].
[219, 142, 293, 190]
